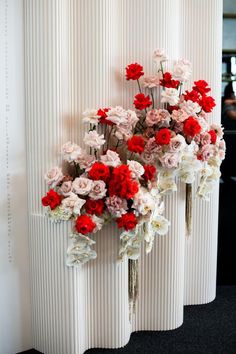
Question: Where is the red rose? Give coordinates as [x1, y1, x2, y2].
[127, 135, 145, 154]
[109, 165, 139, 199]
[183, 90, 200, 103]
[85, 199, 105, 216]
[193, 80, 211, 95]
[112, 164, 131, 181]
[155, 128, 171, 145]
[208, 129, 217, 144]
[133, 93, 152, 110]
[42, 189, 61, 210]
[125, 63, 144, 81]
[143, 165, 156, 181]
[116, 212, 138, 231]
[199, 95, 216, 113]
[97, 107, 113, 125]
[88, 162, 110, 182]
[183, 116, 201, 137]
[160, 72, 180, 89]
[75, 215, 96, 235]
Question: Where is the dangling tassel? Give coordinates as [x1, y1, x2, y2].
[128, 259, 139, 319]
[185, 183, 192, 237]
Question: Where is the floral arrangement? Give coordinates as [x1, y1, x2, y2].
[42, 49, 225, 268]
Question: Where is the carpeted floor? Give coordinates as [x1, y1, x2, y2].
[20, 286, 236, 354]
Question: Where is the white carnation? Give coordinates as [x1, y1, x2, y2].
[161, 88, 179, 106]
[82, 109, 100, 125]
[84, 130, 105, 149]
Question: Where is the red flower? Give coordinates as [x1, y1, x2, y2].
[199, 95, 216, 113]
[75, 215, 96, 235]
[109, 165, 139, 199]
[193, 80, 211, 95]
[160, 72, 180, 89]
[155, 128, 171, 145]
[112, 164, 131, 181]
[208, 129, 217, 144]
[168, 105, 179, 113]
[97, 107, 113, 125]
[116, 212, 138, 231]
[88, 162, 110, 182]
[125, 63, 144, 81]
[183, 90, 200, 103]
[143, 165, 156, 181]
[133, 93, 152, 110]
[85, 199, 105, 216]
[183, 116, 201, 137]
[127, 135, 145, 154]
[42, 189, 61, 210]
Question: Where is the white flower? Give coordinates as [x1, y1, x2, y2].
[169, 135, 186, 153]
[133, 188, 155, 215]
[180, 100, 201, 115]
[61, 192, 86, 215]
[89, 180, 107, 200]
[66, 235, 97, 266]
[101, 150, 121, 167]
[153, 49, 168, 65]
[84, 130, 105, 149]
[172, 58, 191, 82]
[158, 178, 177, 195]
[77, 154, 95, 170]
[161, 88, 179, 106]
[62, 141, 83, 162]
[59, 180, 73, 196]
[47, 206, 72, 222]
[151, 215, 170, 235]
[82, 109, 100, 125]
[91, 215, 104, 233]
[106, 106, 127, 125]
[127, 160, 145, 179]
[44, 166, 63, 187]
[72, 177, 93, 195]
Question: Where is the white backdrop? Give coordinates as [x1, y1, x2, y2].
[0, 0, 222, 353]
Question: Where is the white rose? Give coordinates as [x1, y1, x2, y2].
[91, 215, 104, 233]
[153, 49, 168, 65]
[133, 188, 155, 215]
[83, 130, 105, 149]
[61, 192, 86, 215]
[44, 166, 63, 187]
[161, 88, 179, 106]
[172, 58, 191, 82]
[127, 160, 145, 179]
[151, 215, 170, 235]
[72, 177, 93, 195]
[62, 141, 83, 162]
[180, 100, 201, 115]
[159, 179, 177, 195]
[89, 180, 107, 200]
[106, 106, 127, 125]
[101, 150, 121, 167]
[82, 109, 99, 125]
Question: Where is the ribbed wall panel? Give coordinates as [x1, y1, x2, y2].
[180, 0, 223, 305]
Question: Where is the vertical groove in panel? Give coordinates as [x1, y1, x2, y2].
[180, 0, 222, 306]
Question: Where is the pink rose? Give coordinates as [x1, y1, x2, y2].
[59, 181, 72, 196]
[44, 166, 63, 187]
[143, 75, 159, 88]
[159, 153, 179, 168]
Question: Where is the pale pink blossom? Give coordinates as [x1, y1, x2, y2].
[159, 153, 179, 168]
[62, 142, 83, 162]
[199, 132, 211, 146]
[153, 49, 168, 65]
[72, 177, 93, 195]
[173, 121, 184, 134]
[83, 130, 105, 149]
[127, 160, 145, 179]
[169, 135, 186, 153]
[180, 100, 201, 115]
[77, 154, 96, 170]
[141, 151, 155, 164]
[161, 88, 179, 106]
[101, 150, 121, 167]
[61, 193, 86, 215]
[89, 180, 107, 200]
[105, 196, 128, 217]
[199, 144, 214, 162]
[171, 109, 189, 122]
[210, 124, 224, 138]
[145, 137, 161, 153]
[59, 181, 73, 196]
[82, 109, 99, 125]
[44, 166, 63, 187]
[106, 106, 127, 125]
[143, 75, 159, 88]
[172, 58, 191, 82]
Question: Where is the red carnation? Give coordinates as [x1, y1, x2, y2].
[112, 164, 131, 181]
[143, 165, 156, 181]
[88, 162, 110, 182]
[42, 189, 61, 210]
[85, 199, 105, 216]
[75, 215, 96, 235]
[193, 80, 211, 95]
[208, 129, 217, 144]
[109, 178, 139, 199]
[183, 116, 201, 137]
[168, 105, 179, 113]
[97, 107, 113, 125]
[160, 72, 180, 89]
[199, 95, 216, 113]
[155, 128, 171, 145]
[125, 63, 144, 81]
[183, 90, 200, 103]
[127, 135, 145, 154]
[133, 93, 152, 110]
[116, 212, 138, 231]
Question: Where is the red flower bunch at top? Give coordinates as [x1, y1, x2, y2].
[183, 116, 201, 137]
[75, 215, 96, 235]
[193, 80, 211, 95]
[199, 95, 216, 113]
[88, 162, 110, 182]
[160, 72, 180, 89]
[97, 107, 113, 125]
[208, 129, 217, 144]
[183, 90, 200, 103]
[134, 93, 152, 110]
[42, 189, 61, 210]
[109, 165, 139, 199]
[143, 165, 156, 181]
[116, 212, 138, 231]
[127, 135, 145, 154]
[85, 199, 105, 216]
[125, 63, 144, 81]
[155, 128, 171, 145]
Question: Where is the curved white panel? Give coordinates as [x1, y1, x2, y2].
[179, 0, 223, 305]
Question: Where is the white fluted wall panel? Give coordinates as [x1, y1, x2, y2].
[180, 0, 223, 305]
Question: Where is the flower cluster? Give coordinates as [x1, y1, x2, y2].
[42, 49, 225, 266]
